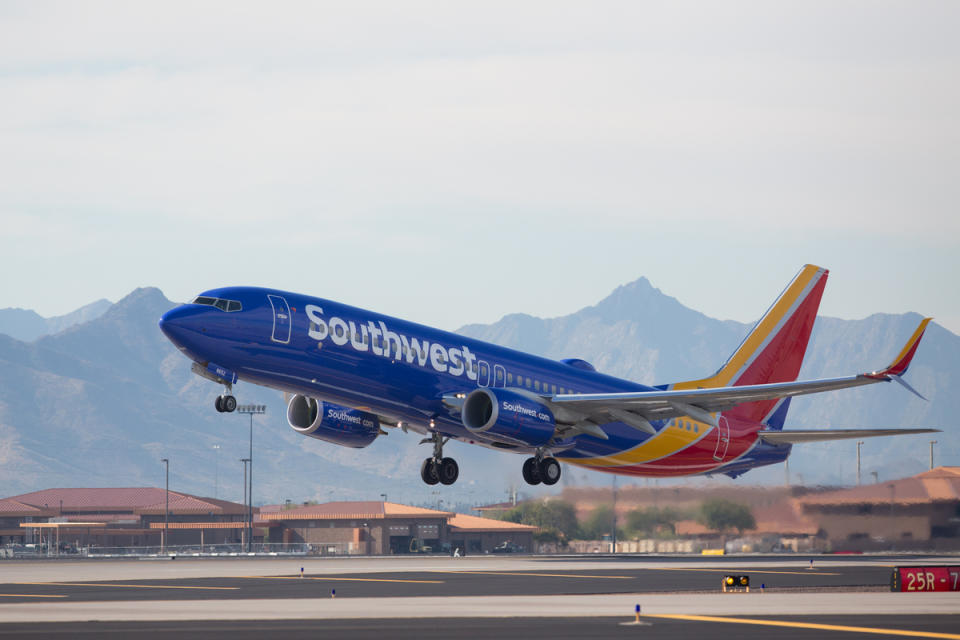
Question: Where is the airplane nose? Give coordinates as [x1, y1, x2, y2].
[159, 305, 194, 345]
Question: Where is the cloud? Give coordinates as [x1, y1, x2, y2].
[0, 1, 958, 328]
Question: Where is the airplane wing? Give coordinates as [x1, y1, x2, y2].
[549, 318, 932, 428]
[758, 427, 939, 444]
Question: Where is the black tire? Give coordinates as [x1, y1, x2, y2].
[521, 457, 541, 485]
[438, 457, 459, 485]
[539, 457, 561, 485]
[222, 395, 237, 412]
[215, 396, 224, 413]
[420, 458, 440, 485]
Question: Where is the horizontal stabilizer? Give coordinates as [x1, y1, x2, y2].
[759, 427, 940, 444]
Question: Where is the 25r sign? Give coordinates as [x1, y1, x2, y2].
[891, 567, 960, 592]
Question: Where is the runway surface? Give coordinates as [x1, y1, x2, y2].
[0, 565, 893, 602]
[0, 555, 957, 638]
[1, 616, 960, 640]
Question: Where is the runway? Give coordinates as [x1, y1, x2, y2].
[0, 555, 957, 638]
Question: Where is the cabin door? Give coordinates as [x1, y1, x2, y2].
[712, 416, 730, 461]
[493, 364, 506, 388]
[267, 294, 292, 344]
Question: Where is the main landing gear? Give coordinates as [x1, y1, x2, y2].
[420, 432, 459, 486]
[522, 454, 561, 486]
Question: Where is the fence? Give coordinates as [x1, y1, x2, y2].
[1, 542, 315, 559]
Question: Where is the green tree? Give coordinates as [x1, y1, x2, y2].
[500, 499, 579, 542]
[698, 499, 755, 534]
[625, 506, 681, 538]
[579, 504, 623, 540]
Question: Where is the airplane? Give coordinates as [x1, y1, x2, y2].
[158, 265, 938, 486]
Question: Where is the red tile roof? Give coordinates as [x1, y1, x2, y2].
[0, 499, 49, 516]
[800, 467, 960, 507]
[260, 501, 451, 521]
[448, 513, 538, 533]
[5, 488, 246, 515]
[9, 488, 176, 510]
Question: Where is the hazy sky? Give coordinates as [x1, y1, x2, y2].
[2, 1, 958, 334]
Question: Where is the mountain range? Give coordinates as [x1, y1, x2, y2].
[0, 278, 955, 506]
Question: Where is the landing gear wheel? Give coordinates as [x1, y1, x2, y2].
[438, 457, 459, 485]
[420, 458, 440, 485]
[539, 457, 561, 485]
[522, 457, 542, 485]
[221, 395, 237, 413]
[215, 396, 224, 413]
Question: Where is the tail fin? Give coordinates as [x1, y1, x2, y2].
[670, 264, 828, 424]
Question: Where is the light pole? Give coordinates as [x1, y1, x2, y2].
[611, 475, 618, 554]
[237, 404, 265, 552]
[856, 441, 865, 486]
[380, 493, 387, 503]
[161, 458, 169, 553]
[930, 440, 938, 470]
[240, 458, 250, 550]
[213, 444, 221, 498]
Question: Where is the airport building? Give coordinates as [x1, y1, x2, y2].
[798, 466, 960, 550]
[0, 490, 536, 556]
[0, 488, 249, 550]
[260, 501, 537, 555]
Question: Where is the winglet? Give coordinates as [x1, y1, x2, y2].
[867, 317, 932, 379]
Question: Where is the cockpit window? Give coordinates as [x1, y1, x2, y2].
[192, 296, 242, 312]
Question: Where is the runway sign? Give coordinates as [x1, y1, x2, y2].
[891, 566, 960, 592]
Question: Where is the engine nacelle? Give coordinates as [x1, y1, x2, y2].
[286, 395, 379, 449]
[461, 388, 555, 447]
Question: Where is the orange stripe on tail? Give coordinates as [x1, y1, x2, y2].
[671, 265, 828, 423]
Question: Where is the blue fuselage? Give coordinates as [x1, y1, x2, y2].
[159, 286, 790, 476]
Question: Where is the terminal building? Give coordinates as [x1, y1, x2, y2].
[798, 466, 960, 550]
[260, 501, 537, 555]
[0, 488, 249, 550]
[0, 489, 536, 555]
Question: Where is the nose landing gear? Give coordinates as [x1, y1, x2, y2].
[215, 383, 237, 413]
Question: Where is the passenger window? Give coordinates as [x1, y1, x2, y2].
[525, 377, 532, 388]
[551, 384, 556, 394]
[559, 387, 565, 394]
[496, 369, 503, 380]
[507, 373, 513, 384]
[534, 380, 540, 391]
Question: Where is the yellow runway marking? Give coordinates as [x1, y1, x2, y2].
[641, 567, 842, 577]
[0, 594, 68, 598]
[248, 576, 445, 584]
[434, 571, 633, 580]
[649, 614, 960, 639]
[14, 582, 238, 591]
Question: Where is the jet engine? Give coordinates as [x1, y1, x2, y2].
[461, 388, 556, 447]
[286, 395, 379, 448]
